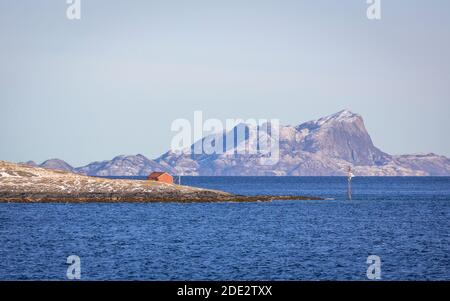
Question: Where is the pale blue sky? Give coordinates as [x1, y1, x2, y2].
[1, 0, 449, 166]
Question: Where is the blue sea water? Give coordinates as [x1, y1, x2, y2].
[0, 176, 449, 280]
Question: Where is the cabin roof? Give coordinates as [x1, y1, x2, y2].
[148, 172, 171, 178]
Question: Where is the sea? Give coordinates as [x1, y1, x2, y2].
[0, 176, 449, 280]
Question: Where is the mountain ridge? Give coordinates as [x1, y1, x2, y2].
[20, 110, 450, 176]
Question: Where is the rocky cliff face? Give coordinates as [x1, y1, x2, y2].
[21, 110, 450, 176]
[296, 110, 390, 166]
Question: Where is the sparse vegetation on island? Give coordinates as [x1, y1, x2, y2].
[0, 161, 320, 203]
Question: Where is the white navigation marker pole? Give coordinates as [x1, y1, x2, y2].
[347, 166, 354, 200]
[178, 168, 182, 185]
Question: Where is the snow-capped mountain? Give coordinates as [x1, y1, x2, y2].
[22, 110, 450, 176]
[74, 154, 174, 176]
[22, 155, 173, 176]
[156, 110, 450, 176]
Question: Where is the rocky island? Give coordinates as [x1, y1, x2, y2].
[0, 161, 319, 203]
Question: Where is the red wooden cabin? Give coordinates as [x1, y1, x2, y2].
[147, 172, 173, 184]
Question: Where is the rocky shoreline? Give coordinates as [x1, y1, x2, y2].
[0, 161, 321, 203]
[0, 193, 320, 203]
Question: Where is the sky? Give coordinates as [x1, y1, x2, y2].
[0, 0, 449, 166]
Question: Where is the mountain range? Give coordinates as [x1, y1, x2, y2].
[21, 110, 450, 176]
